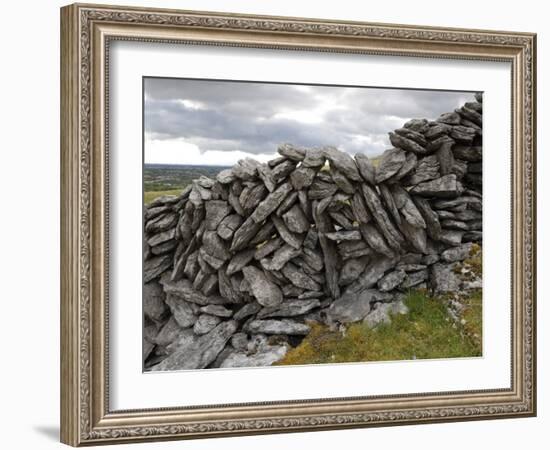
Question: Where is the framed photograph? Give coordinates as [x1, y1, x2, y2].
[60, 3, 537, 446]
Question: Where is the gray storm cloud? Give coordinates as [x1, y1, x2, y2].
[144, 77, 474, 160]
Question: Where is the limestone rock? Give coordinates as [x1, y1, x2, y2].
[272, 215, 304, 249]
[379, 184, 401, 227]
[359, 223, 394, 258]
[257, 298, 321, 319]
[221, 345, 288, 368]
[437, 112, 462, 125]
[202, 231, 230, 261]
[331, 167, 355, 194]
[401, 269, 428, 289]
[351, 191, 371, 224]
[271, 159, 297, 183]
[144, 254, 172, 283]
[242, 266, 283, 307]
[276, 191, 298, 216]
[254, 237, 284, 260]
[278, 143, 306, 161]
[216, 168, 235, 184]
[217, 214, 243, 241]
[165, 295, 198, 328]
[161, 275, 231, 305]
[375, 148, 406, 184]
[404, 118, 429, 133]
[440, 229, 464, 246]
[389, 132, 428, 155]
[450, 125, 476, 143]
[410, 174, 463, 198]
[363, 300, 409, 329]
[355, 153, 376, 184]
[145, 212, 178, 234]
[394, 127, 427, 146]
[147, 228, 176, 248]
[346, 255, 398, 294]
[262, 244, 301, 271]
[430, 263, 461, 293]
[302, 148, 326, 168]
[230, 216, 262, 252]
[290, 166, 316, 190]
[327, 289, 382, 323]
[193, 314, 221, 335]
[452, 145, 482, 162]
[390, 152, 418, 182]
[200, 304, 233, 318]
[151, 320, 238, 371]
[257, 164, 276, 192]
[282, 262, 321, 291]
[436, 141, 456, 176]
[234, 302, 262, 321]
[325, 230, 362, 241]
[339, 256, 370, 286]
[283, 204, 310, 234]
[377, 270, 407, 292]
[153, 317, 183, 347]
[412, 196, 442, 241]
[233, 158, 260, 180]
[204, 200, 231, 231]
[404, 155, 440, 186]
[250, 182, 293, 223]
[313, 202, 340, 299]
[323, 146, 361, 181]
[362, 184, 404, 251]
[425, 123, 452, 140]
[308, 178, 338, 199]
[143, 281, 168, 322]
[245, 319, 310, 335]
[441, 243, 474, 262]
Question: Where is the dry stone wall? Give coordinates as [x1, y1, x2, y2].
[143, 94, 483, 370]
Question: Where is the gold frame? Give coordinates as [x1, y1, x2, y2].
[60, 3, 537, 446]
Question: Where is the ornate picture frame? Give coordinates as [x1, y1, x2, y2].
[60, 3, 536, 446]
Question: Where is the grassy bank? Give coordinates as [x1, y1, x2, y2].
[276, 289, 482, 366]
[144, 189, 184, 205]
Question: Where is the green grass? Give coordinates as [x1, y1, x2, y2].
[460, 289, 482, 349]
[276, 289, 482, 366]
[144, 189, 184, 205]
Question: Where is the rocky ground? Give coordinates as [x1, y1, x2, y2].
[143, 94, 483, 371]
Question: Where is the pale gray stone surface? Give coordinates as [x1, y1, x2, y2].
[151, 321, 238, 371]
[242, 266, 283, 307]
[221, 345, 288, 368]
[245, 319, 310, 335]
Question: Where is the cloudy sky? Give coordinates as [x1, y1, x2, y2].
[144, 78, 474, 166]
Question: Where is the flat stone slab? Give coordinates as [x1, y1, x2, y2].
[245, 319, 310, 335]
[430, 262, 462, 293]
[257, 298, 321, 319]
[151, 320, 238, 371]
[220, 345, 288, 368]
[242, 266, 283, 307]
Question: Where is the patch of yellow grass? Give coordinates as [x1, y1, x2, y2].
[144, 189, 183, 205]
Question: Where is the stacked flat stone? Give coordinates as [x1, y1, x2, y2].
[143, 94, 483, 370]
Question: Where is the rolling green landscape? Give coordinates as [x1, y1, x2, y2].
[144, 164, 228, 204]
